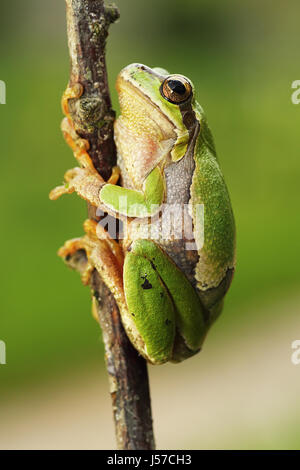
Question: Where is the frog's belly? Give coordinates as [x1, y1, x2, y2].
[123, 147, 199, 288]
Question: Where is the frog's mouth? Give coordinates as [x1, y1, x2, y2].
[115, 74, 178, 181]
[116, 74, 177, 145]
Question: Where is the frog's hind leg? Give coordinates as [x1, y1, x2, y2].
[124, 239, 208, 364]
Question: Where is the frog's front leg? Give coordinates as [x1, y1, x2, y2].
[61, 84, 96, 171]
[100, 166, 165, 217]
[61, 85, 121, 183]
[123, 239, 208, 364]
[50, 83, 120, 206]
[49, 166, 104, 206]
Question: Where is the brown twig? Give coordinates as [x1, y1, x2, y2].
[62, 0, 155, 450]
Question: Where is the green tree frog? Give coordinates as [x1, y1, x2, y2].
[50, 63, 236, 365]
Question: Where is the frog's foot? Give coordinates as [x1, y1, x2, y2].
[58, 235, 95, 285]
[49, 166, 105, 207]
[59, 219, 125, 306]
[49, 166, 125, 223]
[83, 219, 124, 270]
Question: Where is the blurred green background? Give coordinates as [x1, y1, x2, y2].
[0, 0, 300, 449]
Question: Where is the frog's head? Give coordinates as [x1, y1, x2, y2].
[116, 63, 197, 162]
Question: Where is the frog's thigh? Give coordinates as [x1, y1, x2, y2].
[129, 240, 207, 352]
[124, 249, 176, 364]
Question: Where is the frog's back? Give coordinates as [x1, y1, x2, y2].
[191, 110, 235, 316]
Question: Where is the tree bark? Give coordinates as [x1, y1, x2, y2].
[63, 0, 155, 450]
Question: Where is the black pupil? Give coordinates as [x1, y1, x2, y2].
[167, 80, 186, 95]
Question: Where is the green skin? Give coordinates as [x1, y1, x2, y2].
[100, 64, 235, 365]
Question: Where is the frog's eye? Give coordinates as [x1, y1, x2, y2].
[160, 75, 192, 104]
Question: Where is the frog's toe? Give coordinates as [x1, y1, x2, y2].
[58, 236, 94, 285]
[61, 83, 84, 116]
[107, 165, 121, 185]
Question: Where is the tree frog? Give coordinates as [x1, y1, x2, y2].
[50, 63, 236, 365]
